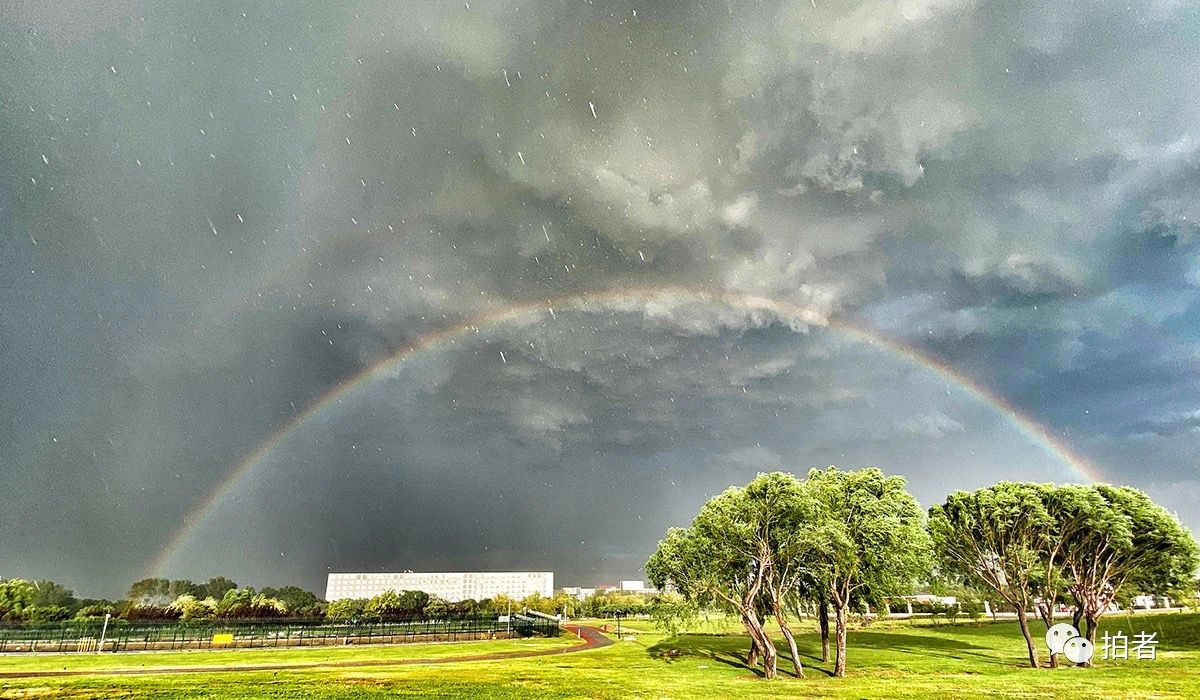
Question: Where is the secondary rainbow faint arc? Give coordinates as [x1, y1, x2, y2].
[149, 285, 1106, 577]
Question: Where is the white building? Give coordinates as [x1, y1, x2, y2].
[325, 572, 553, 603]
[562, 586, 597, 600]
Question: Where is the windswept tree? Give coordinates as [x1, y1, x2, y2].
[0, 579, 35, 621]
[258, 586, 322, 615]
[747, 472, 818, 678]
[648, 468, 929, 680]
[647, 480, 782, 678]
[30, 580, 77, 609]
[1062, 485, 1198, 645]
[1037, 483, 1114, 666]
[169, 594, 217, 620]
[929, 483, 1052, 668]
[127, 578, 172, 606]
[806, 467, 931, 677]
[200, 577, 238, 601]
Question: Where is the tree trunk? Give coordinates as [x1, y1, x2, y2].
[818, 602, 830, 663]
[1037, 603, 1057, 668]
[1084, 613, 1099, 647]
[1015, 606, 1040, 669]
[1071, 605, 1083, 632]
[774, 609, 804, 678]
[834, 603, 848, 677]
[747, 639, 759, 668]
[742, 611, 777, 679]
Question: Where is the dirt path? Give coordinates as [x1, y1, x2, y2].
[0, 625, 612, 679]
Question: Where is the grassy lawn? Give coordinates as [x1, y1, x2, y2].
[2, 613, 1198, 698]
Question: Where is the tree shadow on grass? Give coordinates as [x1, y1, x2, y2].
[647, 630, 1012, 676]
[846, 631, 1010, 667]
[647, 634, 835, 678]
[648, 635, 755, 673]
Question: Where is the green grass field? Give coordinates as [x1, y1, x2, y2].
[2, 613, 1198, 698]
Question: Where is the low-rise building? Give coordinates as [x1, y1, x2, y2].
[325, 571, 553, 603]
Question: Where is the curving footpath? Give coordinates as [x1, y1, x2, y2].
[0, 625, 613, 679]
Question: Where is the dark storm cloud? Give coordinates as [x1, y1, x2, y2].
[3, 0, 1199, 596]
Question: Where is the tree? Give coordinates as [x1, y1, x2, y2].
[169, 594, 217, 621]
[259, 586, 322, 616]
[929, 483, 1053, 668]
[648, 591, 697, 635]
[424, 597, 450, 619]
[214, 588, 285, 618]
[22, 605, 71, 622]
[30, 580, 76, 610]
[492, 593, 519, 618]
[1038, 483, 1112, 666]
[0, 579, 35, 620]
[127, 578, 172, 606]
[806, 467, 931, 677]
[365, 590, 430, 620]
[648, 523, 780, 678]
[551, 591, 576, 618]
[74, 603, 116, 620]
[746, 472, 816, 678]
[396, 590, 431, 617]
[1061, 485, 1198, 646]
[647, 477, 791, 679]
[520, 593, 556, 616]
[201, 577, 238, 601]
[326, 598, 365, 621]
[167, 579, 201, 599]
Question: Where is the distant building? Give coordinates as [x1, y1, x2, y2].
[561, 586, 597, 600]
[1132, 594, 1171, 609]
[325, 572, 553, 603]
[903, 594, 958, 606]
[561, 580, 657, 600]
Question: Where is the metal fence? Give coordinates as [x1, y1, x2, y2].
[0, 615, 559, 653]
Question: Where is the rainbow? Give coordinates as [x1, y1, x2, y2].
[148, 286, 1105, 577]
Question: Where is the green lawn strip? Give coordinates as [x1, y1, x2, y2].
[0, 635, 573, 673]
[2, 614, 1196, 699]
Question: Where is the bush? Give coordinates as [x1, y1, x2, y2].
[959, 600, 984, 620]
[122, 604, 181, 620]
[214, 589, 286, 618]
[21, 605, 71, 623]
[169, 594, 217, 621]
[326, 598, 366, 621]
[74, 604, 115, 620]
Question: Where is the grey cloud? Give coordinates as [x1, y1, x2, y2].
[893, 412, 967, 439]
[4, 0, 1200, 596]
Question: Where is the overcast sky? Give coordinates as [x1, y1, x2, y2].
[2, 1, 1198, 599]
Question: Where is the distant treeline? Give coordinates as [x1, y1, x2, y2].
[0, 575, 671, 625]
[0, 576, 323, 623]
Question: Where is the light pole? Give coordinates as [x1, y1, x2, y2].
[97, 612, 111, 654]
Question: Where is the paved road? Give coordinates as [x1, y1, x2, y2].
[0, 625, 613, 679]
